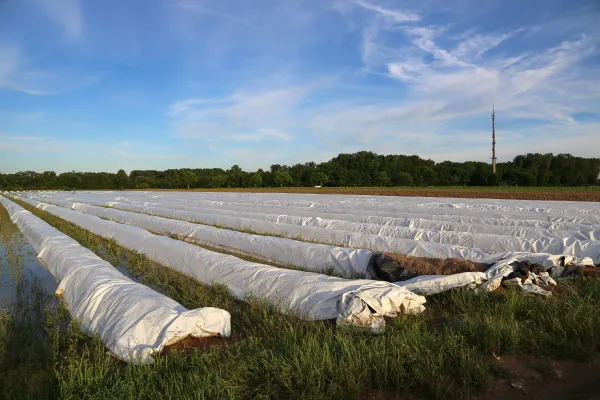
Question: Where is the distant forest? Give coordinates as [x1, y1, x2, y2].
[1, 152, 599, 191]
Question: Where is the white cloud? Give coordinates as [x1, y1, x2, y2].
[352, 0, 419, 23]
[36, 0, 84, 41]
[0, 45, 97, 95]
[167, 0, 254, 28]
[109, 149, 186, 160]
[170, 85, 313, 142]
[0, 134, 69, 151]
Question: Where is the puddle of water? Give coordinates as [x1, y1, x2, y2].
[0, 206, 58, 312]
[0, 204, 67, 400]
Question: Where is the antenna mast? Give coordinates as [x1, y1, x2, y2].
[492, 103, 497, 174]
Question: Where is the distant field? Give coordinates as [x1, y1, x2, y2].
[137, 186, 600, 202]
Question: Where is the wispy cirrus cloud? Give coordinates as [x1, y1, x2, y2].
[167, 0, 255, 28]
[169, 84, 313, 143]
[165, 0, 599, 165]
[109, 149, 186, 160]
[2, 0, 599, 172]
[0, 44, 98, 95]
[352, 0, 419, 23]
[0, 134, 70, 151]
[35, 0, 84, 41]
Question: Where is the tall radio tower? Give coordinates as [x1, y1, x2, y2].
[491, 103, 497, 174]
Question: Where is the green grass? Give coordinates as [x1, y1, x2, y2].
[1, 199, 600, 399]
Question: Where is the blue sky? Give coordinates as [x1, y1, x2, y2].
[1, 0, 599, 173]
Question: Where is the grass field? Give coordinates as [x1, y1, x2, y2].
[1, 198, 599, 399]
[132, 186, 600, 202]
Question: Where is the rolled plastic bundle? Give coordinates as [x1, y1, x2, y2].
[395, 272, 488, 296]
[13, 196, 427, 332]
[0, 195, 231, 364]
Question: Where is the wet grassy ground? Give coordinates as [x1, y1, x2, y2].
[1, 199, 600, 399]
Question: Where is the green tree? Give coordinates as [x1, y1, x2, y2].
[312, 172, 328, 187]
[249, 173, 263, 188]
[394, 172, 414, 186]
[180, 170, 198, 190]
[115, 169, 129, 189]
[273, 171, 293, 187]
[227, 165, 244, 187]
[374, 171, 390, 187]
[211, 174, 227, 188]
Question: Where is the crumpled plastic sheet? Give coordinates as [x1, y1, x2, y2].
[475, 258, 560, 296]
[12, 196, 426, 332]
[0, 195, 231, 364]
[392, 259, 560, 297]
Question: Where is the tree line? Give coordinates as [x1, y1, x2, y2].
[1, 152, 599, 191]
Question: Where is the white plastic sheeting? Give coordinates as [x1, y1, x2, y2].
[250, 214, 600, 261]
[19, 195, 373, 277]
[23, 192, 600, 263]
[20, 193, 593, 270]
[396, 272, 488, 296]
[397, 257, 559, 297]
[28, 191, 600, 237]
[34, 192, 600, 229]
[28, 193, 600, 252]
[39, 191, 600, 225]
[0, 195, 231, 364]
[13, 196, 426, 331]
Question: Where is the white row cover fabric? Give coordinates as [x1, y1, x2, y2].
[21, 192, 600, 263]
[28, 191, 600, 239]
[15, 193, 585, 297]
[0, 195, 231, 364]
[12, 196, 427, 331]
[41, 191, 600, 225]
[34, 189, 600, 212]
[21, 194, 373, 277]
[20, 193, 593, 270]
[396, 272, 488, 296]
[28, 191, 600, 238]
[254, 214, 600, 262]
[48, 190, 600, 218]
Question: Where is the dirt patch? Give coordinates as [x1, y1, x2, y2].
[160, 336, 232, 356]
[386, 253, 490, 275]
[583, 266, 600, 278]
[485, 355, 600, 400]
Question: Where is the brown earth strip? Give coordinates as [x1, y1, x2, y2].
[160, 336, 232, 356]
[485, 355, 600, 400]
[386, 253, 490, 275]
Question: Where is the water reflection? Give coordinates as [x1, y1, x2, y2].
[0, 206, 58, 311]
